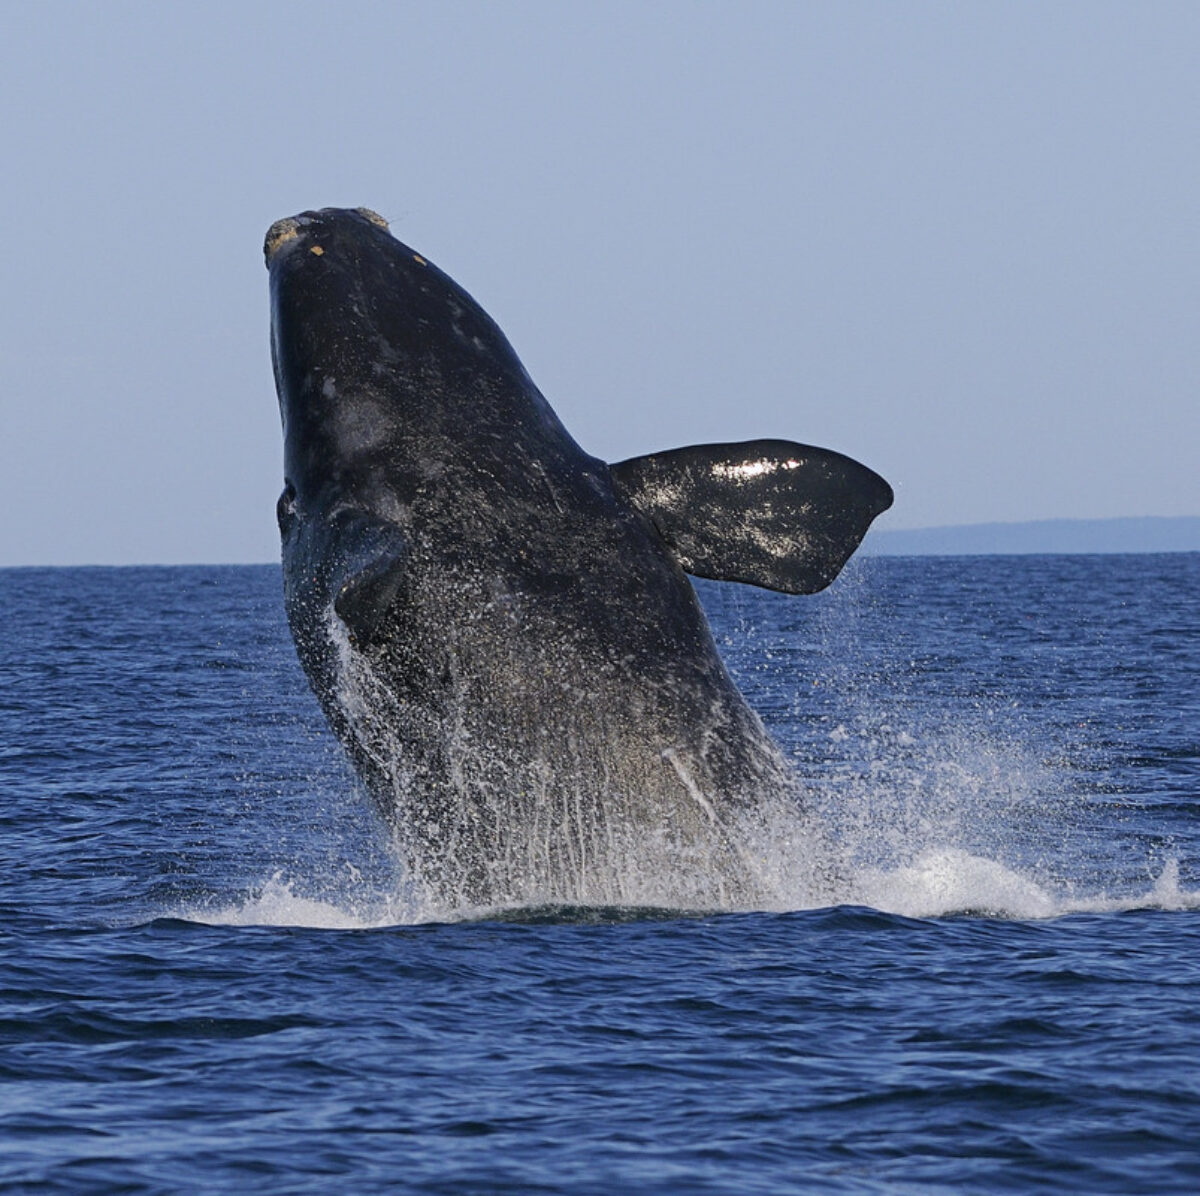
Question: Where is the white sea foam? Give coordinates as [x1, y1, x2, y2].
[188, 873, 416, 929]
[854, 851, 1200, 919]
[847, 848, 1060, 919]
[179, 845, 1200, 930]
[178, 698, 1198, 927]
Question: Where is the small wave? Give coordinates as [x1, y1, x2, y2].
[1057, 857, 1200, 916]
[842, 850, 1200, 920]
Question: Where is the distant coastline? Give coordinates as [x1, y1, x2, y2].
[864, 516, 1200, 556]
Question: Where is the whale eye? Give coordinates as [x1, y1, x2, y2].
[355, 208, 390, 231]
[277, 482, 297, 534]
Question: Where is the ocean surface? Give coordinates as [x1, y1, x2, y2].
[2, 555, 1198, 1193]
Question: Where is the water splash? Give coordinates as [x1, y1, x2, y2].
[190, 873, 409, 929]
[179, 744, 1200, 929]
[180, 661, 1199, 926]
[311, 604, 819, 912]
[181, 851, 1200, 929]
[854, 848, 1060, 918]
[184, 568, 1198, 928]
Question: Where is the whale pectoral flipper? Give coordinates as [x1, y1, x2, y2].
[610, 439, 893, 594]
[325, 520, 410, 648]
[335, 553, 408, 648]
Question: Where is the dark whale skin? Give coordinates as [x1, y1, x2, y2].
[265, 207, 892, 908]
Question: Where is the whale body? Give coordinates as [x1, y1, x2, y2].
[265, 207, 892, 908]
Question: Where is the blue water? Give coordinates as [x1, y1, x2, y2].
[2, 556, 1198, 1192]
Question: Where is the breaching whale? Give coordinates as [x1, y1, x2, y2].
[265, 206, 892, 909]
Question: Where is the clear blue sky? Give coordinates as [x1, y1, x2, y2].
[2, 1, 1196, 564]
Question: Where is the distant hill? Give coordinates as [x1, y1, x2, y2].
[863, 516, 1200, 556]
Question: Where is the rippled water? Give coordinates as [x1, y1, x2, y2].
[2, 557, 1198, 1191]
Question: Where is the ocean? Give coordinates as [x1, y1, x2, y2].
[2, 555, 1198, 1192]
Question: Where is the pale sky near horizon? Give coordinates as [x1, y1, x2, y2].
[2, 1, 1196, 565]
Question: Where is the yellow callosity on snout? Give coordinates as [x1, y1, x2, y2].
[355, 207, 390, 230]
[264, 217, 302, 262]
